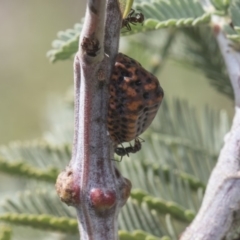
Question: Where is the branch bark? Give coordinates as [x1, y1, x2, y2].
[180, 6, 240, 240]
[56, 1, 131, 239]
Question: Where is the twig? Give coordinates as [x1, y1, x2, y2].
[56, 1, 132, 239]
[180, 6, 240, 240]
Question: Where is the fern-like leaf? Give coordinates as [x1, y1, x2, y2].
[47, 0, 210, 62]
[0, 214, 78, 234]
[119, 230, 169, 240]
[174, 27, 233, 99]
[136, 0, 210, 29]
[0, 96, 230, 239]
[1, 190, 75, 218]
[0, 141, 71, 170]
[0, 158, 58, 183]
[228, 0, 240, 42]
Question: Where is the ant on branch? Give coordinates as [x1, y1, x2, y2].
[122, 9, 145, 31]
[81, 37, 100, 57]
[114, 137, 144, 161]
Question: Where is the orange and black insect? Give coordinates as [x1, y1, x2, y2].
[122, 9, 144, 31]
[107, 53, 164, 157]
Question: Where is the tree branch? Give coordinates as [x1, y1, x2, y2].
[180, 6, 240, 240]
[56, 1, 132, 239]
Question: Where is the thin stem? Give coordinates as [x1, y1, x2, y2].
[180, 7, 240, 240]
[56, 1, 131, 240]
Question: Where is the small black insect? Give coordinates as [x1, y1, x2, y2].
[81, 37, 100, 57]
[122, 9, 144, 31]
[115, 137, 144, 160]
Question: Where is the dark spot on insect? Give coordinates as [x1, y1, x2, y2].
[135, 79, 141, 86]
[120, 97, 126, 103]
[120, 122, 127, 127]
[113, 124, 119, 129]
[118, 109, 124, 114]
[129, 81, 135, 87]
[135, 88, 140, 93]
[138, 105, 143, 111]
[118, 75, 124, 83]
[118, 103, 124, 109]
[120, 134, 126, 139]
[143, 92, 149, 99]
[115, 88, 122, 95]
[121, 129, 128, 135]
[154, 104, 159, 108]
[108, 121, 113, 126]
[121, 117, 127, 122]
[109, 109, 117, 115]
[156, 88, 163, 97]
[146, 78, 152, 83]
[135, 69, 139, 75]
[143, 107, 149, 112]
[137, 126, 141, 132]
[124, 70, 132, 78]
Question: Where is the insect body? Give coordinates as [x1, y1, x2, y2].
[108, 53, 164, 150]
[81, 37, 100, 57]
[115, 138, 143, 159]
[122, 9, 144, 31]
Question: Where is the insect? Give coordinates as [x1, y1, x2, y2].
[122, 9, 144, 31]
[81, 37, 100, 57]
[108, 53, 164, 156]
[115, 137, 144, 160]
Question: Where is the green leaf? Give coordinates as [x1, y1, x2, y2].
[119, 198, 168, 237]
[174, 27, 234, 99]
[120, 0, 134, 18]
[133, 98, 229, 177]
[0, 214, 78, 234]
[228, 0, 240, 43]
[1, 190, 75, 219]
[119, 230, 166, 240]
[136, 0, 210, 29]
[0, 93, 230, 239]
[0, 225, 11, 240]
[210, 0, 230, 12]
[0, 141, 71, 170]
[131, 190, 195, 222]
[47, 22, 83, 63]
[47, 0, 210, 62]
[0, 158, 58, 183]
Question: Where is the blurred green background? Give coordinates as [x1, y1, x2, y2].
[0, 0, 86, 144]
[0, 0, 234, 145]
